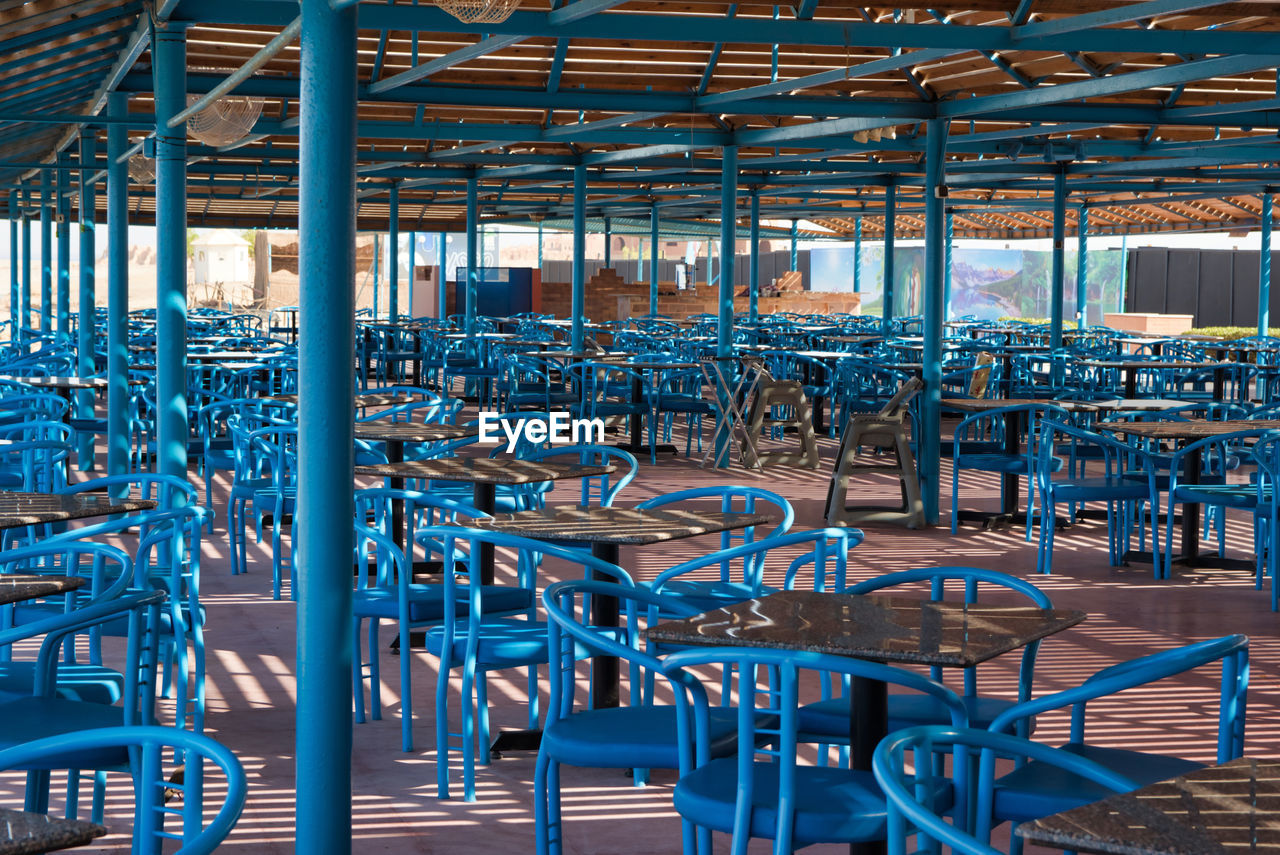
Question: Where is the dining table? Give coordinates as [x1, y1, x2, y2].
[648, 589, 1086, 855]
[0, 575, 85, 605]
[0, 806, 106, 854]
[1102, 418, 1280, 572]
[0, 491, 157, 531]
[1080, 360, 1232, 400]
[1017, 756, 1280, 855]
[471, 505, 773, 750]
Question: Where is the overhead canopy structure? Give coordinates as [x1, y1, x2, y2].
[1, 0, 1278, 238]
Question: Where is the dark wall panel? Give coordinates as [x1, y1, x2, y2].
[1197, 251, 1234, 328]
[1232, 252, 1260, 328]
[1165, 250, 1199, 316]
[1131, 250, 1169, 313]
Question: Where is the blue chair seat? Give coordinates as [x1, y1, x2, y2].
[992, 742, 1203, 822]
[0, 663, 123, 705]
[426, 619, 592, 668]
[1048, 476, 1152, 503]
[649, 579, 759, 615]
[354, 584, 533, 622]
[1172, 484, 1260, 509]
[543, 705, 740, 769]
[0, 696, 131, 767]
[798, 693, 1032, 736]
[954, 454, 1033, 475]
[674, 760, 951, 845]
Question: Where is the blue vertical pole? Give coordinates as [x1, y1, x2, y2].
[437, 232, 447, 319]
[298, 1, 356, 851]
[789, 219, 798, 271]
[20, 187, 30, 340]
[388, 184, 399, 322]
[1049, 168, 1066, 351]
[748, 190, 760, 323]
[407, 231, 416, 317]
[571, 164, 586, 351]
[56, 153, 71, 340]
[371, 233, 379, 318]
[76, 131, 97, 467]
[465, 177, 478, 333]
[715, 146, 738, 467]
[943, 210, 954, 320]
[536, 223, 543, 272]
[603, 217, 611, 268]
[649, 206, 659, 316]
[1261, 194, 1274, 336]
[1076, 206, 1089, 329]
[153, 24, 188, 480]
[8, 202, 16, 339]
[920, 119, 947, 525]
[853, 215, 862, 295]
[106, 92, 129, 488]
[40, 169, 51, 333]
[882, 183, 896, 333]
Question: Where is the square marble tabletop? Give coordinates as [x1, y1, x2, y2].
[646, 590, 1085, 668]
[0, 575, 85, 606]
[1102, 419, 1280, 441]
[271, 392, 429, 408]
[1017, 756, 1280, 855]
[0, 806, 106, 854]
[0, 493, 157, 530]
[470, 506, 773, 545]
[352, 422, 479, 444]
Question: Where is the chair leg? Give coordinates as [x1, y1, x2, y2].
[400, 618, 414, 753]
[352, 616, 367, 725]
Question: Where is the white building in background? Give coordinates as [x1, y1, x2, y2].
[192, 229, 250, 285]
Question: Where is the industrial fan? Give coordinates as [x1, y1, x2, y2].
[127, 153, 155, 184]
[185, 93, 263, 148]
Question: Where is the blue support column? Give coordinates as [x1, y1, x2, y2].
[465, 177, 478, 333]
[77, 131, 97, 467]
[882, 183, 896, 333]
[853, 215, 862, 295]
[1077, 206, 1089, 329]
[603, 217, 611, 269]
[153, 23, 188, 480]
[388, 184, 399, 322]
[1049, 168, 1067, 351]
[56, 153, 71, 340]
[920, 119, 948, 525]
[789, 219, 798, 271]
[748, 190, 760, 322]
[20, 187, 30, 340]
[437, 232, 447, 319]
[649, 206, 659, 316]
[407, 231, 415, 318]
[40, 169, 51, 333]
[106, 92, 129, 488]
[297, 1, 356, 851]
[571, 163, 586, 351]
[943, 211, 954, 320]
[8, 204, 16, 339]
[371, 233, 379, 318]
[1262, 194, 1274, 337]
[715, 146, 738, 467]
[536, 223, 543, 271]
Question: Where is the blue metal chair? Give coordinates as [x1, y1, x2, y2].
[418, 526, 631, 801]
[662, 646, 969, 855]
[537, 579, 723, 855]
[0, 725, 247, 855]
[982, 634, 1248, 853]
[1251, 433, 1280, 610]
[1034, 419, 1160, 576]
[873, 726, 1138, 855]
[514, 444, 638, 511]
[798, 567, 1052, 750]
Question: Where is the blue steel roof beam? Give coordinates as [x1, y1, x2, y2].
[1010, 0, 1037, 25]
[370, 28, 390, 83]
[736, 116, 908, 146]
[0, 71, 109, 117]
[939, 54, 1280, 119]
[156, 0, 181, 19]
[542, 112, 667, 140]
[548, 0, 635, 25]
[546, 38, 569, 92]
[0, 4, 141, 59]
[0, 54, 117, 107]
[1012, 0, 1241, 39]
[697, 5, 738, 95]
[366, 35, 526, 96]
[697, 47, 958, 109]
[1165, 97, 1280, 119]
[0, 30, 124, 82]
[169, 1, 1280, 57]
[796, 0, 821, 20]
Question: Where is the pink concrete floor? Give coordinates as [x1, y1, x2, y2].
[15, 425, 1280, 853]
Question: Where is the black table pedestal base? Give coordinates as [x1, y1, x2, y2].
[491, 727, 542, 757]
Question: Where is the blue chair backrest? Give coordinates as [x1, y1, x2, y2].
[518, 444, 638, 508]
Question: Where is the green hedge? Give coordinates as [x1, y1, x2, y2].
[995, 317, 1049, 324]
[1186, 326, 1280, 341]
